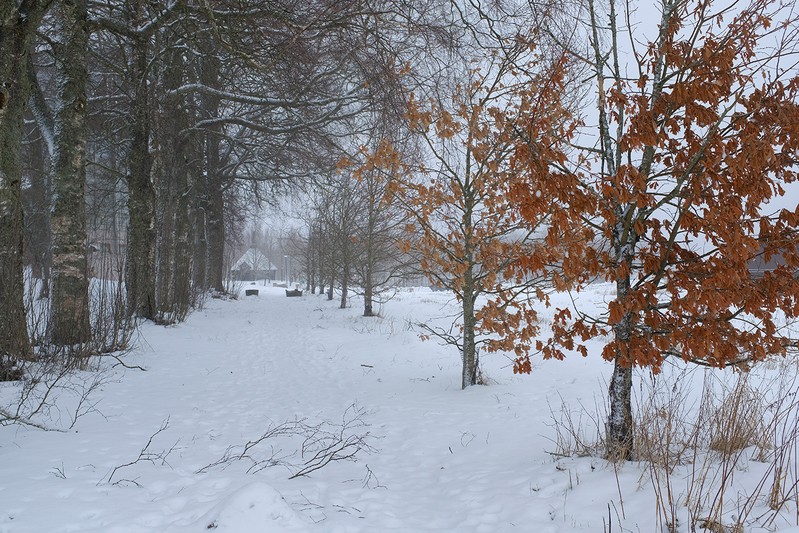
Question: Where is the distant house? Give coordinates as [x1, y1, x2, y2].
[748, 245, 798, 278]
[231, 247, 278, 281]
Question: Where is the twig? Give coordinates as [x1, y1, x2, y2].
[0, 407, 66, 431]
[100, 417, 178, 485]
[104, 353, 147, 371]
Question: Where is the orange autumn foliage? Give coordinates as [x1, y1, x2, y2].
[509, 0, 799, 374]
[361, 45, 573, 388]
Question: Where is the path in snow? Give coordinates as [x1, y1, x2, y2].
[1, 285, 650, 532]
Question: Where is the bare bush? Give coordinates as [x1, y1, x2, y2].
[88, 261, 137, 356]
[197, 404, 377, 480]
[99, 417, 180, 487]
[546, 393, 604, 458]
[706, 375, 767, 457]
[24, 254, 136, 365]
[641, 362, 799, 531]
[1, 264, 137, 430]
[0, 357, 110, 430]
[548, 358, 799, 532]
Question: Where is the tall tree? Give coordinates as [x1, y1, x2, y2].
[372, 44, 560, 389]
[125, 23, 156, 318]
[153, 26, 196, 323]
[90, 0, 185, 319]
[195, 31, 225, 293]
[352, 158, 415, 317]
[49, 0, 92, 348]
[174, 0, 409, 293]
[0, 0, 51, 371]
[511, 0, 799, 460]
[21, 110, 52, 300]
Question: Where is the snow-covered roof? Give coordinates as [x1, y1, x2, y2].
[231, 248, 277, 272]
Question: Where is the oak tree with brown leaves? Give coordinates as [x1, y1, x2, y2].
[367, 37, 568, 389]
[511, 0, 799, 460]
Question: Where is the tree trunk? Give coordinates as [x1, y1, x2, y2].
[606, 217, 636, 461]
[153, 122, 175, 318]
[363, 268, 374, 317]
[461, 168, 478, 389]
[606, 274, 635, 460]
[154, 44, 192, 322]
[50, 0, 92, 347]
[325, 234, 335, 300]
[305, 238, 313, 292]
[339, 263, 349, 309]
[0, 2, 45, 365]
[607, 350, 634, 461]
[125, 34, 156, 319]
[206, 182, 225, 292]
[309, 248, 316, 294]
[171, 147, 194, 318]
[461, 271, 478, 389]
[23, 128, 51, 300]
[199, 42, 225, 294]
[363, 216, 376, 316]
[326, 250, 335, 300]
[317, 227, 325, 295]
[191, 187, 207, 292]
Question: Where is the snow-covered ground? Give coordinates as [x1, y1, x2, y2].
[1, 284, 798, 532]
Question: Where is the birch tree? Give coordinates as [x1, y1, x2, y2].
[49, 0, 92, 348]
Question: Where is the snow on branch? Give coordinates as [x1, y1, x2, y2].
[168, 83, 359, 109]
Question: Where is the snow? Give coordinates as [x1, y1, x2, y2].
[167, 482, 311, 533]
[1, 285, 798, 532]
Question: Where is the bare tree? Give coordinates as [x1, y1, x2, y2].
[351, 145, 419, 317]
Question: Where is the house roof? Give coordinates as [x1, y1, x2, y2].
[231, 247, 278, 271]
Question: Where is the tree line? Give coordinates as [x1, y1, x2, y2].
[1, 0, 429, 365]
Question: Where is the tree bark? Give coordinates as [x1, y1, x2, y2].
[326, 249, 335, 300]
[154, 43, 193, 322]
[606, 211, 637, 461]
[461, 268, 478, 389]
[461, 160, 478, 389]
[308, 232, 316, 294]
[192, 195, 207, 291]
[0, 1, 47, 365]
[22, 126, 51, 299]
[363, 268, 374, 316]
[50, 0, 92, 347]
[171, 144, 193, 317]
[339, 263, 349, 308]
[362, 203, 376, 317]
[125, 33, 156, 319]
[607, 350, 634, 461]
[317, 225, 325, 295]
[205, 180, 225, 292]
[606, 265, 635, 460]
[198, 42, 225, 293]
[153, 123, 175, 318]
